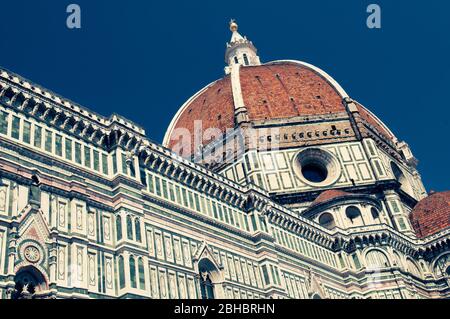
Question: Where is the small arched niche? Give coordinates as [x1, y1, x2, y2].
[345, 206, 363, 225]
[318, 213, 336, 230]
[29, 174, 41, 204]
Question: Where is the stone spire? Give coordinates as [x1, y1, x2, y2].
[225, 20, 261, 71]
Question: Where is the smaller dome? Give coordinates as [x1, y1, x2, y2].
[310, 190, 354, 207]
[409, 191, 450, 238]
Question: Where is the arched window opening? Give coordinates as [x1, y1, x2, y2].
[318, 213, 335, 229]
[135, 218, 142, 242]
[198, 259, 219, 300]
[346, 206, 362, 223]
[371, 208, 380, 220]
[433, 254, 450, 277]
[116, 215, 122, 241]
[365, 250, 390, 269]
[138, 258, 145, 290]
[243, 54, 249, 66]
[29, 175, 41, 204]
[200, 272, 215, 299]
[129, 256, 137, 288]
[312, 293, 322, 299]
[12, 93, 25, 108]
[126, 215, 133, 240]
[2, 88, 15, 103]
[234, 56, 239, 64]
[12, 267, 47, 299]
[118, 255, 125, 289]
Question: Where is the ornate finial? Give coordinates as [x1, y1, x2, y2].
[225, 19, 261, 71]
[229, 19, 238, 32]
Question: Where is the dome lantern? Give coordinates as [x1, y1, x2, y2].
[225, 19, 261, 72]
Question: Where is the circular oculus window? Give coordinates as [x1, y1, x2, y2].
[24, 245, 41, 263]
[294, 148, 340, 186]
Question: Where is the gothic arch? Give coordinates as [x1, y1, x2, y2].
[192, 242, 225, 299]
[197, 258, 224, 299]
[432, 253, 450, 278]
[318, 212, 335, 229]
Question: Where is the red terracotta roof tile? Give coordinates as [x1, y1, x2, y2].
[409, 191, 450, 238]
[311, 190, 354, 207]
[166, 63, 397, 157]
[166, 63, 346, 156]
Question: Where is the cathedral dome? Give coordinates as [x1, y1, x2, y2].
[409, 191, 450, 238]
[163, 22, 397, 158]
[164, 61, 395, 154]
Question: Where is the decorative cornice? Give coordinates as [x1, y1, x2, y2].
[0, 68, 145, 151]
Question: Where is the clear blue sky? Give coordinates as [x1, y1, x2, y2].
[0, 0, 448, 191]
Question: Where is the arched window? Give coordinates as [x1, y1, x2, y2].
[346, 206, 362, 223]
[29, 175, 41, 204]
[116, 215, 122, 241]
[126, 215, 133, 240]
[129, 256, 137, 288]
[200, 272, 215, 299]
[118, 255, 125, 289]
[234, 56, 239, 64]
[365, 250, 390, 269]
[135, 218, 142, 242]
[243, 54, 249, 66]
[371, 208, 380, 220]
[434, 254, 450, 277]
[138, 257, 145, 290]
[31, 175, 40, 185]
[318, 213, 335, 229]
